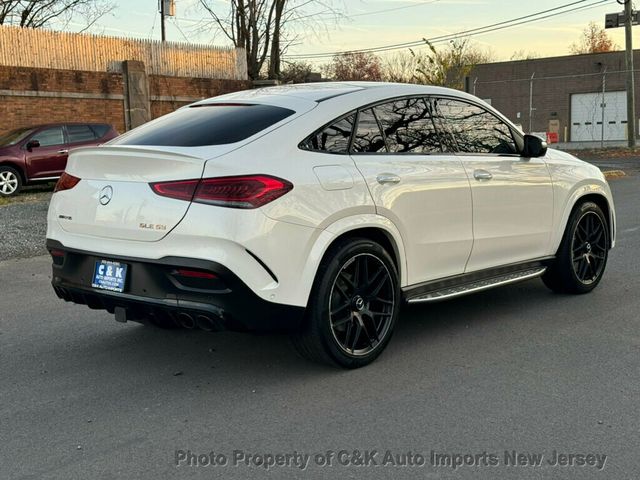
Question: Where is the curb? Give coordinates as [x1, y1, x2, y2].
[603, 170, 627, 179]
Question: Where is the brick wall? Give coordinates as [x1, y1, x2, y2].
[469, 50, 640, 141]
[0, 65, 251, 136]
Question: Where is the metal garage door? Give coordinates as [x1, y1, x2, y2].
[571, 91, 627, 142]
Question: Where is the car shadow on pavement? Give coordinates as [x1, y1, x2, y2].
[46, 278, 572, 382]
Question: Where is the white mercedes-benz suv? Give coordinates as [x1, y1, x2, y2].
[47, 82, 616, 368]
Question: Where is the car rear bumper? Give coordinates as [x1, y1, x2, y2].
[46, 239, 305, 332]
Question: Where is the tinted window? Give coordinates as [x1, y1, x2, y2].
[352, 109, 386, 153]
[34, 127, 65, 147]
[113, 104, 295, 147]
[67, 125, 97, 143]
[0, 127, 34, 146]
[435, 99, 517, 154]
[90, 124, 110, 138]
[374, 98, 441, 153]
[302, 114, 355, 153]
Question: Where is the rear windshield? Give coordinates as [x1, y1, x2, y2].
[112, 104, 295, 147]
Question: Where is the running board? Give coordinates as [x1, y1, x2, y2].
[406, 267, 547, 304]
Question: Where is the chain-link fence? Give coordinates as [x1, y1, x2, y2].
[470, 52, 640, 147]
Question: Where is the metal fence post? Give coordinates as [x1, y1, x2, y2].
[529, 73, 535, 133]
[601, 67, 607, 148]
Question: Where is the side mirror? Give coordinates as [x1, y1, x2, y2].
[522, 134, 547, 158]
[26, 139, 41, 151]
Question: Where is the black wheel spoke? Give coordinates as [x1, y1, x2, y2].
[332, 314, 352, 328]
[375, 298, 394, 305]
[369, 274, 389, 298]
[329, 252, 395, 357]
[571, 212, 607, 284]
[350, 323, 362, 353]
[334, 281, 350, 301]
[338, 272, 356, 291]
[343, 320, 353, 347]
[331, 302, 351, 317]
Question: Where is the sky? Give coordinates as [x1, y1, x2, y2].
[58, 0, 639, 64]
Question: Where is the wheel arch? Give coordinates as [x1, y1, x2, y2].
[555, 189, 615, 253]
[327, 227, 402, 274]
[0, 161, 26, 184]
[298, 214, 408, 308]
[578, 193, 613, 248]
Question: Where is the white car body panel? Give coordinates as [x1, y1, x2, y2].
[458, 154, 554, 272]
[351, 152, 473, 284]
[46, 82, 616, 314]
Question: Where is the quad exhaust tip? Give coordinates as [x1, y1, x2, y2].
[177, 313, 196, 329]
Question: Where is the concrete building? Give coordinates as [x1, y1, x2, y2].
[468, 50, 640, 143]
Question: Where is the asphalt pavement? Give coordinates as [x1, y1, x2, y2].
[1, 177, 639, 479]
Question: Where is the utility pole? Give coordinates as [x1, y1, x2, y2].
[601, 67, 607, 149]
[624, 0, 636, 147]
[160, 0, 166, 42]
[529, 73, 536, 133]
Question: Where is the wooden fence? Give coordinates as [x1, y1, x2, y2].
[0, 26, 248, 80]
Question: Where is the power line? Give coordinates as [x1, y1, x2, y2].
[348, 0, 443, 18]
[284, 0, 609, 59]
[475, 68, 640, 85]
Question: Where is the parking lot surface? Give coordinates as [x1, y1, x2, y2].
[1, 176, 639, 479]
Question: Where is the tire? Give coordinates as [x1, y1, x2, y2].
[0, 166, 22, 197]
[542, 201, 609, 294]
[291, 237, 401, 369]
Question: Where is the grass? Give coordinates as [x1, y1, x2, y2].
[0, 183, 55, 207]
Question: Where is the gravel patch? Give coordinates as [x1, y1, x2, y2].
[0, 192, 52, 260]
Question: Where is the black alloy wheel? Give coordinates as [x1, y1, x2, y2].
[291, 238, 400, 368]
[329, 253, 395, 357]
[543, 201, 609, 294]
[570, 211, 608, 285]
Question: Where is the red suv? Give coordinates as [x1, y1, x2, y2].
[0, 123, 118, 196]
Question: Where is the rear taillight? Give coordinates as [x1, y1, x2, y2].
[150, 175, 293, 209]
[54, 173, 81, 193]
[150, 179, 199, 202]
[49, 249, 65, 265]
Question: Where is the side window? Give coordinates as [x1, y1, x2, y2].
[33, 127, 65, 147]
[302, 114, 355, 153]
[67, 125, 97, 143]
[435, 99, 517, 154]
[352, 108, 386, 153]
[90, 124, 110, 138]
[373, 97, 442, 153]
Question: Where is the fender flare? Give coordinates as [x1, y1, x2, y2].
[296, 214, 408, 306]
[550, 181, 615, 253]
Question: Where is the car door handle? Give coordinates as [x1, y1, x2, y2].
[376, 173, 401, 185]
[473, 169, 493, 181]
[57, 149, 69, 154]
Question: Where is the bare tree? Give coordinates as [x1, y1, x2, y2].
[325, 51, 383, 81]
[280, 59, 314, 83]
[198, 0, 342, 80]
[0, 0, 114, 31]
[380, 39, 492, 89]
[382, 51, 421, 83]
[510, 49, 540, 61]
[414, 38, 493, 90]
[570, 21, 618, 54]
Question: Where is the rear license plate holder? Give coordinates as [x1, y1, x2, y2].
[92, 260, 128, 293]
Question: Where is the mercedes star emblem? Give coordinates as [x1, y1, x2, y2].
[99, 185, 113, 206]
